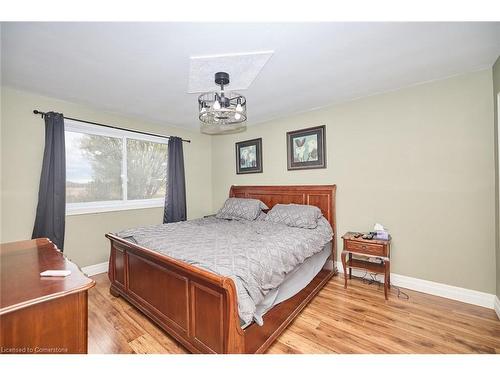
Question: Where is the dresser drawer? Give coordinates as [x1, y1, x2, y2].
[344, 240, 385, 256]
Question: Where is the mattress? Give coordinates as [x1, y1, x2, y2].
[116, 216, 333, 325]
[242, 241, 332, 328]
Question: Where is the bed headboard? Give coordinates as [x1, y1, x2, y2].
[229, 185, 337, 255]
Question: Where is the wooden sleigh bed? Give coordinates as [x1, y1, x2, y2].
[105, 185, 337, 354]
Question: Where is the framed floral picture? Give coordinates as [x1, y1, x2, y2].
[286, 125, 326, 170]
[235, 138, 263, 174]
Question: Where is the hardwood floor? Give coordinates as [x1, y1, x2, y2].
[88, 273, 500, 354]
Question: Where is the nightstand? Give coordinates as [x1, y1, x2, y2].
[341, 232, 392, 299]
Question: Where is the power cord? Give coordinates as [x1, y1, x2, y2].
[358, 270, 409, 300]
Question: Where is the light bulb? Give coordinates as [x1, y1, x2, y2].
[236, 103, 243, 112]
[234, 113, 241, 120]
[213, 100, 221, 110]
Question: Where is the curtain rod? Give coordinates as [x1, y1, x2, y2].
[33, 110, 191, 143]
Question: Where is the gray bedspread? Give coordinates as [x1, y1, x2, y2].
[116, 216, 333, 325]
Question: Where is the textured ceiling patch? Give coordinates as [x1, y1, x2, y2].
[188, 51, 274, 93]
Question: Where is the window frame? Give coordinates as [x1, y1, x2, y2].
[64, 119, 169, 216]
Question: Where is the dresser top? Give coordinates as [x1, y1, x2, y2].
[0, 238, 95, 314]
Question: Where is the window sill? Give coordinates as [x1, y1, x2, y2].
[66, 199, 164, 216]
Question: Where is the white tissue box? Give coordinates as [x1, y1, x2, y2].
[375, 230, 389, 240]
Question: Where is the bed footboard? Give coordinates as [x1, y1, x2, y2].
[106, 234, 245, 354]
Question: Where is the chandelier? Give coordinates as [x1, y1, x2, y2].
[198, 72, 247, 134]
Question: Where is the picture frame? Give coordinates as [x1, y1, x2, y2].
[286, 125, 326, 170]
[235, 138, 263, 174]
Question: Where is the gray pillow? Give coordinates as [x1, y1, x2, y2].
[265, 204, 322, 229]
[216, 198, 268, 221]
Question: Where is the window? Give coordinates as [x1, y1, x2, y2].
[65, 119, 168, 215]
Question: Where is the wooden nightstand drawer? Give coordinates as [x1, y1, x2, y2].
[344, 240, 385, 256]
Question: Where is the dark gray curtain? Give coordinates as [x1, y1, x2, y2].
[163, 136, 186, 223]
[32, 112, 66, 250]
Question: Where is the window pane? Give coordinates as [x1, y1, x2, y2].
[127, 139, 167, 200]
[65, 131, 123, 203]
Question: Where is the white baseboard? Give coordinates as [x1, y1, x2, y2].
[81, 261, 108, 276]
[81, 259, 497, 313]
[495, 296, 500, 320]
[335, 261, 497, 310]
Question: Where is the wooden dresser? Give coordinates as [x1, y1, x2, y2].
[0, 238, 95, 354]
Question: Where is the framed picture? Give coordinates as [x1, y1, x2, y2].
[235, 138, 263, 174]
[287, 125, 326, 170]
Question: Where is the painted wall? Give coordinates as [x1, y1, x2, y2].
[212, 69, 496, 294]
[493, 56, 500, 298]
[0, 87, 213, 267]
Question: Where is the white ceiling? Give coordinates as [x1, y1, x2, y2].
[2, 22, 500, 130]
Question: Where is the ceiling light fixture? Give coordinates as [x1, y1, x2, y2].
[198, 72, 247, 134]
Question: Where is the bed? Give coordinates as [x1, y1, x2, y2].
[105, 185, 337, 354]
